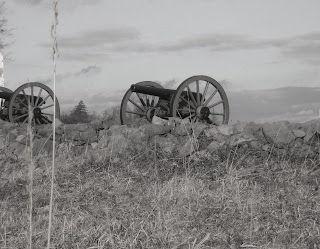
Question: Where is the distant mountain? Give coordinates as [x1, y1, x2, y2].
[227, 86, 320, 123]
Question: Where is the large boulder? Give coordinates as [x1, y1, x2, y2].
[192, 123, 208, 138]
[90, 119, 104, 131]
[302, 119, 320, 144]
[204, 126, 228, 143]
[152, 134, 178, 154]
[217, 124, 234, 136]
[139, 124, 171, 137]
[232, 122, 249, 134]
[106, 125, 129, 136]
[0, 134, 5, 149]
[129, 118, 150, 128]
[63, 125, 98, 144]
[242, 122, 264, 140]
[262, 122, 295, 148]
[171, 123, 192, 136]
[33, 137, 53, 155]
[226, 133, 258, 147]
[292, 129, 306, 138]
[178, 136, 198, 157]
[105, 134, 128, 155]
[206, 140, 221, 153]
[152, 116, 169, 125]
[203, 125, 220, 137]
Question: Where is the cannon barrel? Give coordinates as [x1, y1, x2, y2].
[0, 91, 44, 104]
[131, 84, 176, 100]
[0, 91, 12, 100]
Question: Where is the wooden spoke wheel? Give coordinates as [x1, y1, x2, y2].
[8, 82, 60, 125]
[120, 81, 164, 125]
[171, 75, 229, 125]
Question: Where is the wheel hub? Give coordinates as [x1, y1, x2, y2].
[33, 107, 42, 118]
[196, 105, 210, 119]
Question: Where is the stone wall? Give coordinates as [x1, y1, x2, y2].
[0, 117, 319, 159]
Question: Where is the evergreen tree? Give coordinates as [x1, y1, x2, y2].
[70, 100, 89, 123]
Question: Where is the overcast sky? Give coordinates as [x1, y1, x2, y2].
[2, 0, 320, 123]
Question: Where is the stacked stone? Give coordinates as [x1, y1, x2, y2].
[0, 117, 319, 158]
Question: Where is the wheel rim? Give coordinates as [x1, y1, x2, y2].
[8, 82, 60, 125]
[171, 75, 229, 125]
[120, 81, 164, 125]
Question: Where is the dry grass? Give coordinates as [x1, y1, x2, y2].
[0, 142, 319, 249]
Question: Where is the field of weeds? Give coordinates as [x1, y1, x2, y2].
[0, 143, 320, 249]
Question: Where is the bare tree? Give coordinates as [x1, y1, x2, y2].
[0, 0, 12, 51]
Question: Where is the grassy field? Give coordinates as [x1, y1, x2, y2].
[0, 138, 319, 249]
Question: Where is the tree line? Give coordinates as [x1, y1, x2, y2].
[60, 100, 120, 124]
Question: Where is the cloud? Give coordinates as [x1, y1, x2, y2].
[14, 0, 102, 7]
[45, 24, 320, 64]
[58, 28, 140, 49]
[41, 65, 102, 83]
[61, 52, 110, 62]
[40, 27, 140, 61]
[76, 65, 101, 76]
[294, 110, 314, 116]
[13, 0, 44, 4]
[160, 78, 179, 89]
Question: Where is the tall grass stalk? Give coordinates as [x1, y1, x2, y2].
[47, 0, 58, 248]
[27, 101, 34, 249]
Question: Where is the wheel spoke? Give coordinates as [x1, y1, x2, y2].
[187, 86, 197, 106]
[21, 116, 28, 124]
[22, 90, 30, 106]
[146, 96, 151, 107]
[150, 96, 155, 107]
[13, 112, 29, 121]
[38, 94, 51, 107]
[41, 116, 50, 124]
[177, 108, 195, 113]
[201, 82, 209, 105]
[126, 110, 147, 116]
[210, 112, 225, 116]
[34, 88, 43, 107]
[31, 86, 34, 107]
[203, 89, 218, 106]
[12, 107, 28, 112]
[135, 92, 147, 110]
[128, 98, 145, 112]
[40, 104, 54, 110]
[196, 80, 200, 105]
[15, 96, 28, 108]
[179, 95, 196, 109]
[207, 100, 223, 109]
[42, 113, 54, 116]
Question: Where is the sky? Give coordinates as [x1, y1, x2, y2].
[2, 0, 320, 123]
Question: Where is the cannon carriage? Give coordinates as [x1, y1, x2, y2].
[0, 82, 60, 125]
[121, 75, 229, 126]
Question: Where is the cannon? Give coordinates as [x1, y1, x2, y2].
[120, 75, 229, 126]
[0, 82, 60, 125]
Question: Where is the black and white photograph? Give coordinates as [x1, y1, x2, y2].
[0, 0, 319, 248]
